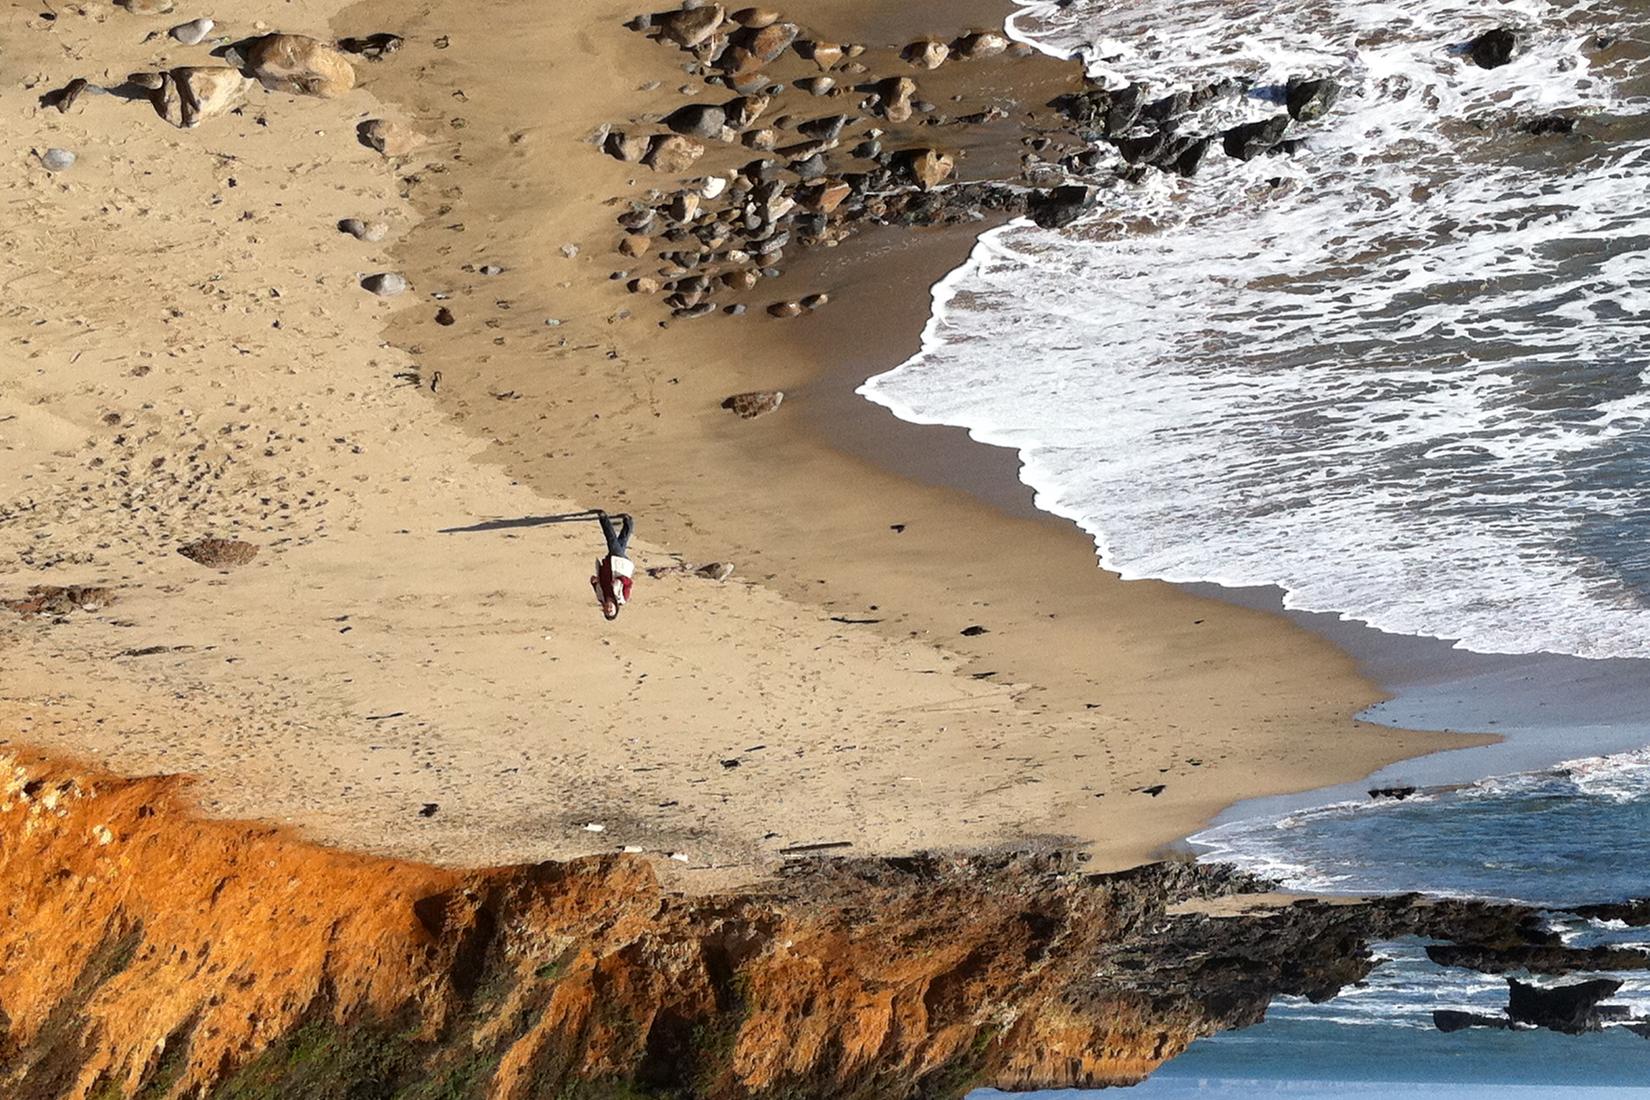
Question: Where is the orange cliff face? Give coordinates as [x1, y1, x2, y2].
[0, 748, 1584, 1100]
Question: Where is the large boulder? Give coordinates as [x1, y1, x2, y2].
[1222, 114, 1290, 160]
[904, 148, 954, 189]
[1507, 978, 1623, 1033]
[662, 5, 724, 49]
[1027, 185, 1093, 229]
[153, 66, 251, 128]
[246, 33, 356, 98]
[1285, 75, 1340, 122]
[646, 134, 706, 173]
[665, 103, 727, 139]
[1468, 27, 1518, 69]
[877, 76, 917, 123]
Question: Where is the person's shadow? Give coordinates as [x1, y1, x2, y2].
[439, 511, 605, 534]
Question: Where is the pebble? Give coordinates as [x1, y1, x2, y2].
[479, 263, 504, 275]
[169, 17, 213, 44]
[800, 292, 830, 310]
[361, 272, 407, 296]
[40, 148, 76, 172]
[560, 243, 579, 258]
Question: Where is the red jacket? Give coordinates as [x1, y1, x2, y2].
[592, 554, 634, 606]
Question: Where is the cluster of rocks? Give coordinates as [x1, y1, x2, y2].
[1435, 977, 1650, 1037]
[600, 3, 1049, 323]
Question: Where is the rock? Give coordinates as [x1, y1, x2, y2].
[1508, 978, 1623, 1033]
[956, 30, 1009, 58]
[878, 76, 917, 123]
[1222, 114, 1290, 160]
[435, 307, 455, 326]
[1027, 184, 1093, 229]
[742, 129, 777, 150]
[177, 538, 259, 568]
[1468, 27, 1518, 69]
[1285, 75, 1339, 122]
[1368, 786, 1416, 800]
[801, 180, 851, 213]
[722, 391, 783, 418]
[800, 292, 828, 310]
[246, 33, 356, 98]
[905, 148, 954, 189]
[1433, 1010, 1510, 1033]
[39, 148, 76, 172]
[726, 67, 771, 95]
[804, 42, 843, 70]
[646, 134, 706, 173]
[361, 272, 408, 296]
[628, 276, 660, 294]
[766, 300, 801, 318]
[152, 73, 185, 126]
[731, 6, 779, 27]
[727, 93, 770, 127]
[801, 75, 835, 96]
[746, 22, 799, 63]
[127, 71, 167, 90]
[168, 17, 213, 44]
[960, 624, 989, 636]
[117, 0, 174, 12]
[905, 40, 949, 69]
[724, 303, 746, 316]
[163, 66, 250, 128]
[721, 269, 758, 290]
[665, 103, 726, 139]
[2, 585, 116, 617]
[695, 562, 735, 581]
[338, 218, 389, 242]
[701, 176, 728, 199]
[662, 4, 724, 49]
[606, 131, 651, 163]
[619, 235, 651, 258]
[360, 118, 425, 156]
[798, 114, 849, 141]
[560, 243, 579, 258]
[52, 78, 92, 114]
[1527, 114, 1576, 135]
[669, 193, 700, 221]
[479, 263, 504, 275]
[337, 33, 404, 61]
[791, 152, 826, 179]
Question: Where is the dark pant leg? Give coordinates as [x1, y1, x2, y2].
[598, 512, 621, 558]
[614, 513, 634, 556]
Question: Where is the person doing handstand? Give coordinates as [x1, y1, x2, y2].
[590, 511, 635, 620]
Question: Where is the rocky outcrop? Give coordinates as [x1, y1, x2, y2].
[2, 750, 1646, 1100]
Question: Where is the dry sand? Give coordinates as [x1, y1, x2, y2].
[0, 0, 1483, 887]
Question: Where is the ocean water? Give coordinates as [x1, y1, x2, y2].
[869, 0, 1650, 1088]
[862, 0, 1650, 660]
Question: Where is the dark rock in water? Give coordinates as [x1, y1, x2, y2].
[1368, 786, 1416, 800]
[1161, 134, 1212, 177]
[1285, 75, 1340, 122]
[1105, 82, 1146, 136]
[1508, 978, 1623, 1033]
[1527, 114, 1577, 135]
[1144, 90, 1190, 124]
[1433, 1009, 1511, 1033]
[1223, 114, 1290, 160]
[1468, 27, 1519, 69]
[1027, 185, 1094, 229]
[665, 103, 726, 138]
[1115, 131, 1167, 164]
[1426, 942, 1650, 975]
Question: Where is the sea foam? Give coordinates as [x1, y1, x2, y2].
[862, 0, 1650, 658]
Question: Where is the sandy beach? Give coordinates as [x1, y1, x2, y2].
[0, 0, 1481, 890]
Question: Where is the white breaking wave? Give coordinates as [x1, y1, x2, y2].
[862, 0, 1650, 658]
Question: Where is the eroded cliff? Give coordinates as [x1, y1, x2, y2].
[0, 749, 1634, 1099]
